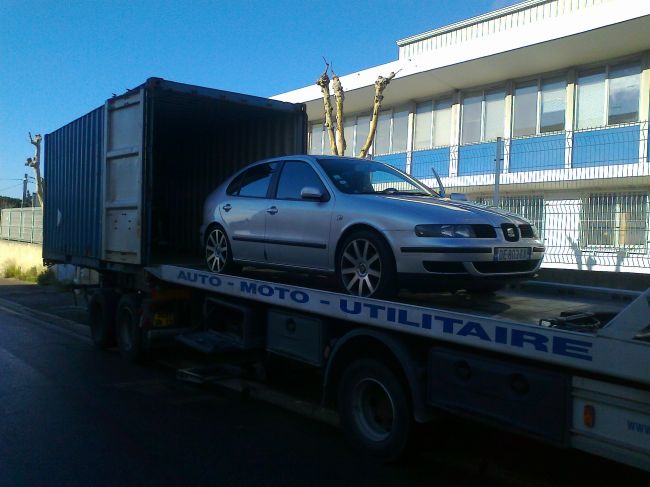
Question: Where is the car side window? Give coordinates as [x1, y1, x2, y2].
[276, 161, 326, 200]
[226, 172, 245, 196]
[237, 162, 277, 198]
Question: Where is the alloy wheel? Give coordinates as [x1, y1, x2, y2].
[340, 238, 382, 297]
[206, 228, 229, 273]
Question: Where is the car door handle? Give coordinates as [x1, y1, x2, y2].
[222, 204, 232, 212]
[266, 206, 278, 215]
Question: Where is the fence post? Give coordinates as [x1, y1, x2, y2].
[494, 137, 502, 207]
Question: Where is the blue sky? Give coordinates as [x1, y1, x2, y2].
[0, 0, 518, 198]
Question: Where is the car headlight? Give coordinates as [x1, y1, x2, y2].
[415, 224, 476, 238]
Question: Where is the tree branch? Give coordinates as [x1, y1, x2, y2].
[358, 72, 397, 159]
[331, 67, 346, 156]
[316, 59, 337, 155]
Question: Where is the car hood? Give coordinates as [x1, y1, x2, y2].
[346, 194, 530, 227]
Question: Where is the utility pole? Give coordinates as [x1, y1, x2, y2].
[21, 173, 28, 208]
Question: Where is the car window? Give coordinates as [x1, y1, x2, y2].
[276, 161, 326, 200]
[226, 172, 245, 196]
[238, 162, 277, 198]
[317, 158, 433, 196]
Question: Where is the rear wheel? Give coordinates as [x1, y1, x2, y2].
[205, 225, 235, 274]
[337, 230, 396, 298]
[338, 359, 412, 461]
[88, 289, 118, 349]
[116, 294, 143, 362]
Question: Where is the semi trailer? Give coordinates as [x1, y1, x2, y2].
[44, 79, 650, 470]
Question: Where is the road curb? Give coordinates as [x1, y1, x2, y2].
[0, 296, 90, 341]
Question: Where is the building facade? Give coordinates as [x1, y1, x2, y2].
[275, 0, 650, 274]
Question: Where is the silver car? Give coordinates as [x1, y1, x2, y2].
[201, 156, 544, 298]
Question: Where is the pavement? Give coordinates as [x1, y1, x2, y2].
[0, 277, 648, 485]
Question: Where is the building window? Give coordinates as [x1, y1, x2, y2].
[576, 62, 641, 130]
[374, 109, 409, 155]
[309, 123, 324, 155]
[414, 98, 452, 150]
[580, 193, 648, 251]
[461, 89, 505, 144]
[513, 78, 566, 137]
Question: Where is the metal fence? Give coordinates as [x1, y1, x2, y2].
[375, 122, 650, 273]
[0, 208, 43, 244]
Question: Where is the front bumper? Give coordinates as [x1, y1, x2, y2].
[385, 230, 545, 276]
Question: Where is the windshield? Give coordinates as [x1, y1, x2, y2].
[316, 158, 435, 196]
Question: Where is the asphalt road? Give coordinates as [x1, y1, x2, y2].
[0, 303, 488, 486]
[0, 279, 648, 486]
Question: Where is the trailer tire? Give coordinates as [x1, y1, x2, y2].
[88, 290, 118, 350]
[338, 359, 412, 462]
[116, 294, 143, 362]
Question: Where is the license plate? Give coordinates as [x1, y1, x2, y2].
[153, 312, 175, 328]
[495, 247, 531, 261]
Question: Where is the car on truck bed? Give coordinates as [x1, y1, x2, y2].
[201, 155, 545, 298]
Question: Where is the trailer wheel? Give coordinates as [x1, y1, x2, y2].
[338, 359, 412, 461]
[115, 294, 143, 362]
[88, 290, 117, 350]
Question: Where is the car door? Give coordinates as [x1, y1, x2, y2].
[220, 162, 278, 263]
[265, 160, 334, 270]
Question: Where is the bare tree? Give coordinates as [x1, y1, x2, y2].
[26, 132, 44, 208]
[317, 61, 396, 158]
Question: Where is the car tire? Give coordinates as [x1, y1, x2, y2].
[338, 359, 412, 462]
[88, 289, 118, 350]
[205, 225, 236, 274]
[115, 294, 143, 362]
[336, 230, 396, 298]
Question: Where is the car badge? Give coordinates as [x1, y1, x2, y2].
[507, 228, 516, 238]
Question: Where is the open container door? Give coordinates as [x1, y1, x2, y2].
[101, 89, 145, 264]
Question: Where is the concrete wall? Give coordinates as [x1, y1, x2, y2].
[0, 240, 44, 273]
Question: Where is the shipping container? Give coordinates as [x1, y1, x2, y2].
[44, 78, 307, 270]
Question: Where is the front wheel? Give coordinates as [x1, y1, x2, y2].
[337, 231, 396, 298]
[205, 226, 234, 274]
[338, 359, 412, 461]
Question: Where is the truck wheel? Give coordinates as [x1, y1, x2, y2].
[88, 290, 117, 349]
[338, 359, 412, 461]
[115, 294, 143, 362]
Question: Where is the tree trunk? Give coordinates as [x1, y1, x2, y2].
[358, 72, 396, 159]
[316, 66, 338, 155]
[332, 70, 346, 156]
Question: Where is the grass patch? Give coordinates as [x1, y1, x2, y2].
[2, 260, 54, 284]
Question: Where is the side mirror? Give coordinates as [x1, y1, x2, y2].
[300, 186, 326, 201]
[450, 193, 467, 201]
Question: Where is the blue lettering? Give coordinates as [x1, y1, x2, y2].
[457, 321, 491, 341]
[511, 329, 548, 352]
[398, 309, 419, 328]
[208, 276, 221, 287]
[291, 290, 309, 304]
[552, 337, 593, 361]
[363, 303, 385, 319]
[421, 313, 432, 330]
[240, 282, 257, 294]
[494, 326, 508, 344]
[275, 287, 288, 299]
[340, 299, 362, 314]
[387, 307, 396, 322]
[178, 270, 187, 280]
[258, 285, 273, 297]
[436, 316, 462, 334]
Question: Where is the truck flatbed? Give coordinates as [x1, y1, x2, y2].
[147, 264, 649, 386]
